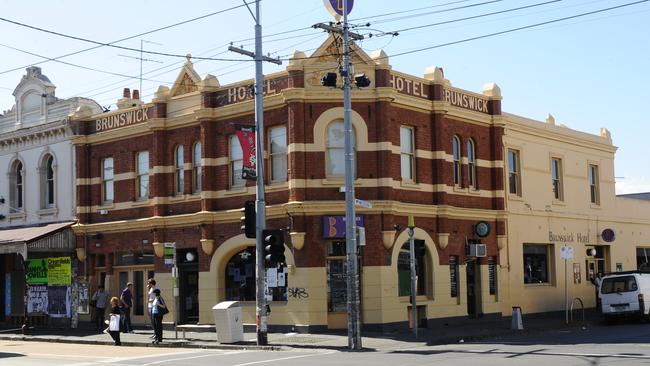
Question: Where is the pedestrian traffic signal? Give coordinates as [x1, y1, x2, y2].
[354, 73, 371, 88]
[240, 200, 256, 238]
[263, 229, 285, 266]
[321, 72, 337, 87]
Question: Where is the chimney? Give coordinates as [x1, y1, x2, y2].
[123, 88, 131, 98]
[132, 89, 140, 100]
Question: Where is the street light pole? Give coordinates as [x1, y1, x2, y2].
[342, 0, 362, 350]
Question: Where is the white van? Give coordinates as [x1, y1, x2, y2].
[598, 271, 650, 320]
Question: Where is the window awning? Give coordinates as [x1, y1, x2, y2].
[0, 222, 75, 259]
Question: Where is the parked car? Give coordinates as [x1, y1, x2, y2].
[598, 271, 650, 321]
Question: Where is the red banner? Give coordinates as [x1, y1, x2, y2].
[235, 125, 257, 180]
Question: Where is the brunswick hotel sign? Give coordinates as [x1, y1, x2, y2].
[94, 106, 152, 132]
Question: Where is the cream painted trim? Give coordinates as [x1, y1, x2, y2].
[115, 172, 135, 181]
[152, 165, 175, 174]
[202, 157, 229, 167]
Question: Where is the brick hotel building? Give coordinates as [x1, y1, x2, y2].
[68, 36, 650, 331]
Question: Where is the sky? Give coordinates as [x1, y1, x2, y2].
[0, 0, 648, 194]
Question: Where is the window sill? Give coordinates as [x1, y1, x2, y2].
[452, 185, 467, 193]
[99, 202, 115, 209]
[267, 181, 288, 192]
[132, 199, 151, 207]
[399, 295, 432, 302]
[468, 187, 481, 195]
[8, 212, 26, 221]
[169, 195, 187, 203]
[223, 186, 248, 196]
[400, 180, 421, 189]
[508, 194, 524, 201]
[590, 203, 602, 210]
[37, 207, 58, 217]
[524, 282, 554, 288]
[551, 199, 566, 206]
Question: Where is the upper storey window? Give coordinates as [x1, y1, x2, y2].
[588, 164, 600, 205]
[468, 139, 476, 189]
[551, 157, 564, 201]
[42, 154, 55, 208]
[10, 161, 24, 212]
[452, 136, 461, 185]
[326, 120, 356, 178]
[102, 158, 114, 203]
[136, 151, 149, 200]
[175, 145, 185, 195]
[508, 149, 521, 196]
[269, 126, 287, 182]
[230, 135, 245, 188]
[400, 126, 415, 181]
[193, 142, 202, 193]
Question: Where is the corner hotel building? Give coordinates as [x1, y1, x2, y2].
[70, 36, 650, 331]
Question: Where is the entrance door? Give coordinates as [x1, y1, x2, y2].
[116, 269, 154, 325]
[466, 260, 482, 318]
[179, 269, 199, 324]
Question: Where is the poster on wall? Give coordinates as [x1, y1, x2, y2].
[27, 285, 48, 314]
[77, 283, 89, 315]
[47, 286, 71, 318]
[26, 259, 48, 284]
[48, 257, 71, 285]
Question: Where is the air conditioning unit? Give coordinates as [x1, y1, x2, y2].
[467, 243, 487, 257]
[99, 209, 109, 215]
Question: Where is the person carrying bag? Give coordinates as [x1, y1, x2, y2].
[107, 297, 122, 346]
[151, 289, 168, 344]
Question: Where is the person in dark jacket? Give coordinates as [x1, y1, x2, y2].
[108, 297, 121, 346]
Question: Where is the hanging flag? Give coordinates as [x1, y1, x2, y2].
[235, 125, 257, 180]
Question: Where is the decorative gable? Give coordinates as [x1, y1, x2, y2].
[169, 54, 202, 97]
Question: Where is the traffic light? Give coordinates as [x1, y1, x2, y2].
[321, 72, 337, 87]
[240, 200, 256, 238]
[354, 73, 371, 88]
[263, 229, 285, 266]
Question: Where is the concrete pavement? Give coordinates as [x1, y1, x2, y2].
[0, 310, 602, 351]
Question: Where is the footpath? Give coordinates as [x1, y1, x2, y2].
[0, 310, 601, 351]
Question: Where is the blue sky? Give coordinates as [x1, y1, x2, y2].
[1, 0, 648, 193]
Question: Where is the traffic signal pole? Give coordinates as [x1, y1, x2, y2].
[228, 0, 281, 346]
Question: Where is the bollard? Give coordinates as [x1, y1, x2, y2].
[511, 306, 524, 330]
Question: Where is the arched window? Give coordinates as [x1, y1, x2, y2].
[397, 240, 428, 297]
[10, 160, 24, 213]
[175, 145, 184, 194]
[452, 136, 461, 185]
[326, 120, 356, 178]
[467, 139, 476, 189]
[42, 154, 55, 208]
[229, 135, 244, 188]
[193, 142, 202, 193]
[225, 247, 287, 301]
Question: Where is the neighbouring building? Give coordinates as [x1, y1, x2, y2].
[0, 66, 102, 328]
[68, 36, 650, 332]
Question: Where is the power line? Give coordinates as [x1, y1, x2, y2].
[367, 0, 504, 25]
[349, 0, 473, 21]
[0, 2, 254, 76]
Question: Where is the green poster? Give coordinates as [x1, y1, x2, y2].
[48, 257, 71, 285]
[26, 259, 48, 284]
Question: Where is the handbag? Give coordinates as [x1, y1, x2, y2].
[159, 298, 169, 315]
[109, 314, 121, 331]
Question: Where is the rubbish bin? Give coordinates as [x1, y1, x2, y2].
[212, 301, 244, 343]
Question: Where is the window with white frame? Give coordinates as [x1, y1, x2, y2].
[269, 126, 287, 182]
[551, 157, 563, 200]
[175, 145, 184, 194]
[400, 126, 415, 181]
[42, 154, 55, 208]
[230, 135, 245, 187]
[136, 151, 149, 200]
[452, 135, 461, 185]
[523, 244, 552, 284]
[468, 138, 477, 189]
[10, 160, 24, 212]
[193, 142, 202, 193]
[508, 149, 521, 196]
[588, 164, 599, 204]
[326, 120, 356, 178]
[102, 157, 114, 203]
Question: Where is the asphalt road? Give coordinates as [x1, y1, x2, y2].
[3, 321, 650, 365]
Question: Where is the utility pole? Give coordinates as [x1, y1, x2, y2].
[407, 215, 417, 339]
[314, 0, 364, 351]
[229, 0, 281, 346]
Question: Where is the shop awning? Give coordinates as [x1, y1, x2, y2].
[0, 222, 75, 258]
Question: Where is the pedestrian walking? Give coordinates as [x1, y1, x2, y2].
[151, 288, 168, 344]
[147, 279, 158, 339]
[107, 297, 122, 346]
[120, 282, 134, 333]
[91, 285, 109, 331]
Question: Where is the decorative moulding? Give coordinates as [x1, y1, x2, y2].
[200, 239, 215, 256]
[152, 242, 164, 258]
[290, 232, 305, 250]
[437, 233, 450, 250]
[75, 247, 85, 262]
[497, 235, 507, 250]
[382, 230, 396, 249]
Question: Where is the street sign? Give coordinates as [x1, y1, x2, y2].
[324, 0, 354, 19]
[354, 198, 372, 209]
[164, 242, 175, 265]
[560, 245, 574, 260]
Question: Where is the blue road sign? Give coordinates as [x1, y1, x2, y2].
[324, 0, 354, 18]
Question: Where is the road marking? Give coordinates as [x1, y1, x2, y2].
[231, 351, 337, 366]
[140, 350, 247, 365]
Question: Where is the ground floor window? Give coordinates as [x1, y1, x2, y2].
[397, 240, 427, 297]
[523, 244, 551, 284]
[327, 241, 347, 312]
[637, 247, 650, 269]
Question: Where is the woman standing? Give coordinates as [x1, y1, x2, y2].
[151, 289, 167, 344]
[108, 297, 121, 346]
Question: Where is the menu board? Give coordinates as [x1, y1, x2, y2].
[450, 256, 459, 298]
